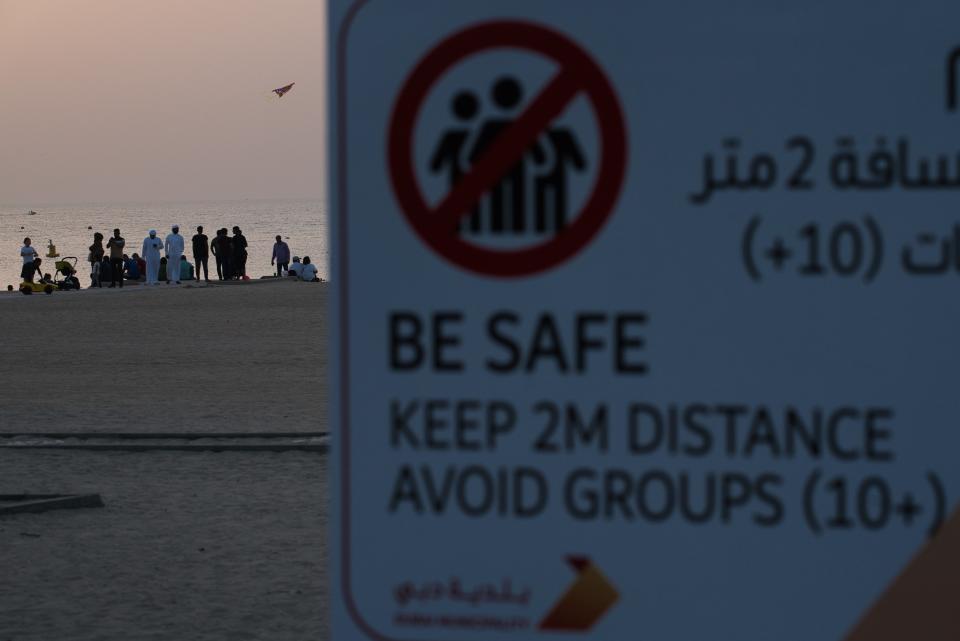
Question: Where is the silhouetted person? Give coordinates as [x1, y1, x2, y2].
[106, 228, 126, 288]
[100, 255, 113, 286]
[430, 91, 482, 233]
[271, 235, 290, 276]
[90, 256, 102, 287]
[88, 232, 104, 268]
[232, 226, 247, 279]
[192, 226, 210, 282]
[213, 229, 233, 280]
[23, 257, 41, 283]
[211, 229, 224, 280]
[123, 253, 141, 281]
[20, 237, 38, 279]
[535, 128, 586, 232]
[467, 76, 545, 234]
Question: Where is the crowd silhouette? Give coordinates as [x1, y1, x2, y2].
[16, 225, 320, 294]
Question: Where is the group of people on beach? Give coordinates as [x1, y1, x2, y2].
[87, 225, 249, 287]
[18, 225, 320, 289]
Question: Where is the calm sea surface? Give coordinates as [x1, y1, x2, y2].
[0, 199, 327, 287]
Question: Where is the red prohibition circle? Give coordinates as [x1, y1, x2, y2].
[388, 20, 627, 278]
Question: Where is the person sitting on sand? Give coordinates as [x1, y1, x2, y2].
[179, 255, 194, 281]
[100, 255, 112, 285]
[299, 256, 319, 282]
[288, 256, 303, 279]
[124, 254, 141, 281]
[158, 256, 168, 283]
[135, 253, 146, 280]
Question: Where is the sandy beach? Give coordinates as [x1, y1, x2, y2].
[0, 280, 328, 640]
[0, 279, 326, 433]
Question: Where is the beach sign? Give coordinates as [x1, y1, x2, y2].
[329, 1, 960, 639]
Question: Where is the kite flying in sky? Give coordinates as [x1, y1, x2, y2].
[273, 82, 295, 98]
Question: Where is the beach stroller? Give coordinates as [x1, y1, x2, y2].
[54, 257, 80, 290]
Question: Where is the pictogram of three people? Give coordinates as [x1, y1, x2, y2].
[429, 76, 586, 237]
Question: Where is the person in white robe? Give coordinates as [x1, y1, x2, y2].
[164, 224, 185, 285]
[142, 229, 163, 285]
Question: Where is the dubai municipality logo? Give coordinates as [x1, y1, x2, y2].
[539, 556, 619, 632]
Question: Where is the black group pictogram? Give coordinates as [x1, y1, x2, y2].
[429, 76, 587, 237]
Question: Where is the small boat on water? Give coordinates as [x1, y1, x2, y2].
[27, 210, 37, 215]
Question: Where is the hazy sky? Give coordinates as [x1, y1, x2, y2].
[0, 0, 325, 205]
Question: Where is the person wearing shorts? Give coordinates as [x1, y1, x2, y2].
[106, 228, 126, 288]
[19, 238, 37, 279]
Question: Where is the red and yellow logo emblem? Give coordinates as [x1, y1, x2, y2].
[539, 556, 619, 632]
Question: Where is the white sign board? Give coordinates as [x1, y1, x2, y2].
[330, 2, 960, 639]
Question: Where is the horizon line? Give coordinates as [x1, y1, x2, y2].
[0, 195, 327, 209]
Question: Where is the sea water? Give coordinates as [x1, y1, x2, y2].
[0, 198, 326, 287]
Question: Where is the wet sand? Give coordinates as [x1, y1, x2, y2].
[0, 280, 328, 640]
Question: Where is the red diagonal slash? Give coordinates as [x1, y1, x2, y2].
[430, 66, 583, 232]
[387, 20, 626, 278]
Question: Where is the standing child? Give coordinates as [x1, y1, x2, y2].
[91, 257, 102, 287]
[88, 232, 104, 267]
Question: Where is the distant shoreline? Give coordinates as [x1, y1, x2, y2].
[2, 276, 326, 299]
[0, 196, 326, 210]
